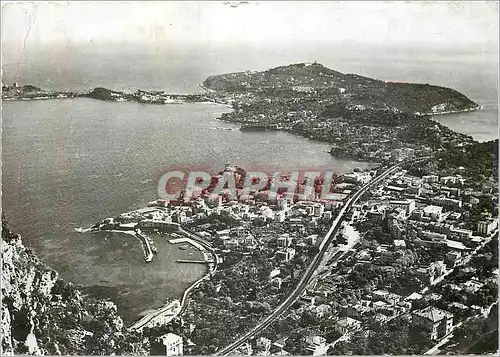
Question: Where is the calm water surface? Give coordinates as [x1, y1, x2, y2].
[2, 98, 375, 321]
[2, 43, 497, 321]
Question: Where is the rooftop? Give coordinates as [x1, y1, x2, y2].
[413, 306, 453, 323]
[336, 317, 361, 328]
[423, 205, 443, 214]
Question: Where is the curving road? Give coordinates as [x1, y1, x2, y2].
[216, 158, 427, 355]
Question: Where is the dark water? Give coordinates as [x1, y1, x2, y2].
[2, 98, 375, 321]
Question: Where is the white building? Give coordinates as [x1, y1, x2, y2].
[158, 333, 183, 356]
[422, 230, 447, 242]
[256, 337, 272, 352]
[343, 172, 372, 185]
[275, 210, 286, 222]
[277, 247, 296, 262]
[389, 199, 416, 215]
[422, 175, 439, 183]
[303, 335, 328, 356]
[477, 219, 498, 235]
[423, 205, 443, 221]
[449, 227, 473, 240]
[431, 196, 462, 210]
[313, 204, 325, 217]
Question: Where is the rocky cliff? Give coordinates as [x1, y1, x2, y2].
[1, 218, 148, 355]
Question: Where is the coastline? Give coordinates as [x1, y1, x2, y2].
[423, 105, 483, 117]
[126, 230, 219, 329]
[4, 72, 496, 347]
[3, 85, 481, 118]
[83, 220, 219, 326]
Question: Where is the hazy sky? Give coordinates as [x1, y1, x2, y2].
[2, 1, 499, 51]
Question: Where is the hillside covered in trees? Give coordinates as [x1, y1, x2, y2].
[203, 62, 479, 114]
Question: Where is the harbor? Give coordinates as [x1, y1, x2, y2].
[169, 236, 215, 265]
[80, 206, 220, 330]
[127, 230, 220, 330]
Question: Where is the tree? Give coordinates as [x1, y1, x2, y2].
[328, 341, 349, 355]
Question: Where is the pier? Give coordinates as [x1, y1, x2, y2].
[176, 259, 210, 264]
[125, 227, 220, 331]
[168, 236, 204, 250]
[135, 229, 156, 262]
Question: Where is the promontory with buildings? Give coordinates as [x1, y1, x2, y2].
[2, 63, 498, 356]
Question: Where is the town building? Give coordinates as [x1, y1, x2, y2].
[412, 306, 454, 340]
[422, 175, 439, 183]
[313, 204, 325, 217]
[341, 303, 371, 319]
[445, 251, 461, 268]
[302, 335, 329, 356]
[389, 199, 416, 215]
[237, 342, 253, 356]
[393, 239, 406, 249]
[391, 149, 402, 161]
[477, 219, 498, 235]
[277, 234, 293, 248]
[422, 230, 447, 242]
[276, 247, 296, 262]
[256, 337, 272, 352]
[431, 196, 463, 210]
[335, 317, 362, 334]
[422, 205, 444, 221]
[342, 171, 372, 185]
[269, 268, 281, 279]
[449, 227, 473, 241]
[154, 333, 183, 356]
[275, 210, 286, 222]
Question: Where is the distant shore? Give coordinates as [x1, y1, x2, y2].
[424, 104, 482, 117]
[3, 83, 482, 120]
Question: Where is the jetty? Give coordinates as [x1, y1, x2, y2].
[135, 229, 157, 262]
[169, 237, 204, 250]
[176, 259, 208, 264]
[169, 235, 215, 264]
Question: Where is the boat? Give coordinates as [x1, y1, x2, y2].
[179, 245, 189, 250]
[240, 124, 270, 132]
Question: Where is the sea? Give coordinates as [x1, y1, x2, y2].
[2, 42, 498, 322]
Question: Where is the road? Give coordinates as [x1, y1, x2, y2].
[420, 229, 497, 295]
[177, 228, 220, 314]
[130, 300, 182, 331]
[216, 159, 421, 355]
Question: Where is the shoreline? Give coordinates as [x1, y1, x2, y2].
[5, 75, 494, 341]
[80, 223, 218, 326]
[127, 230, 218, 330]
[424, 105, 482, 117]
[3, 87, 481, 118]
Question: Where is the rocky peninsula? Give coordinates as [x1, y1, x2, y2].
[3, 63, 482, 166]
[202, 62, 481, 163]
[3, 62, 496, 356]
